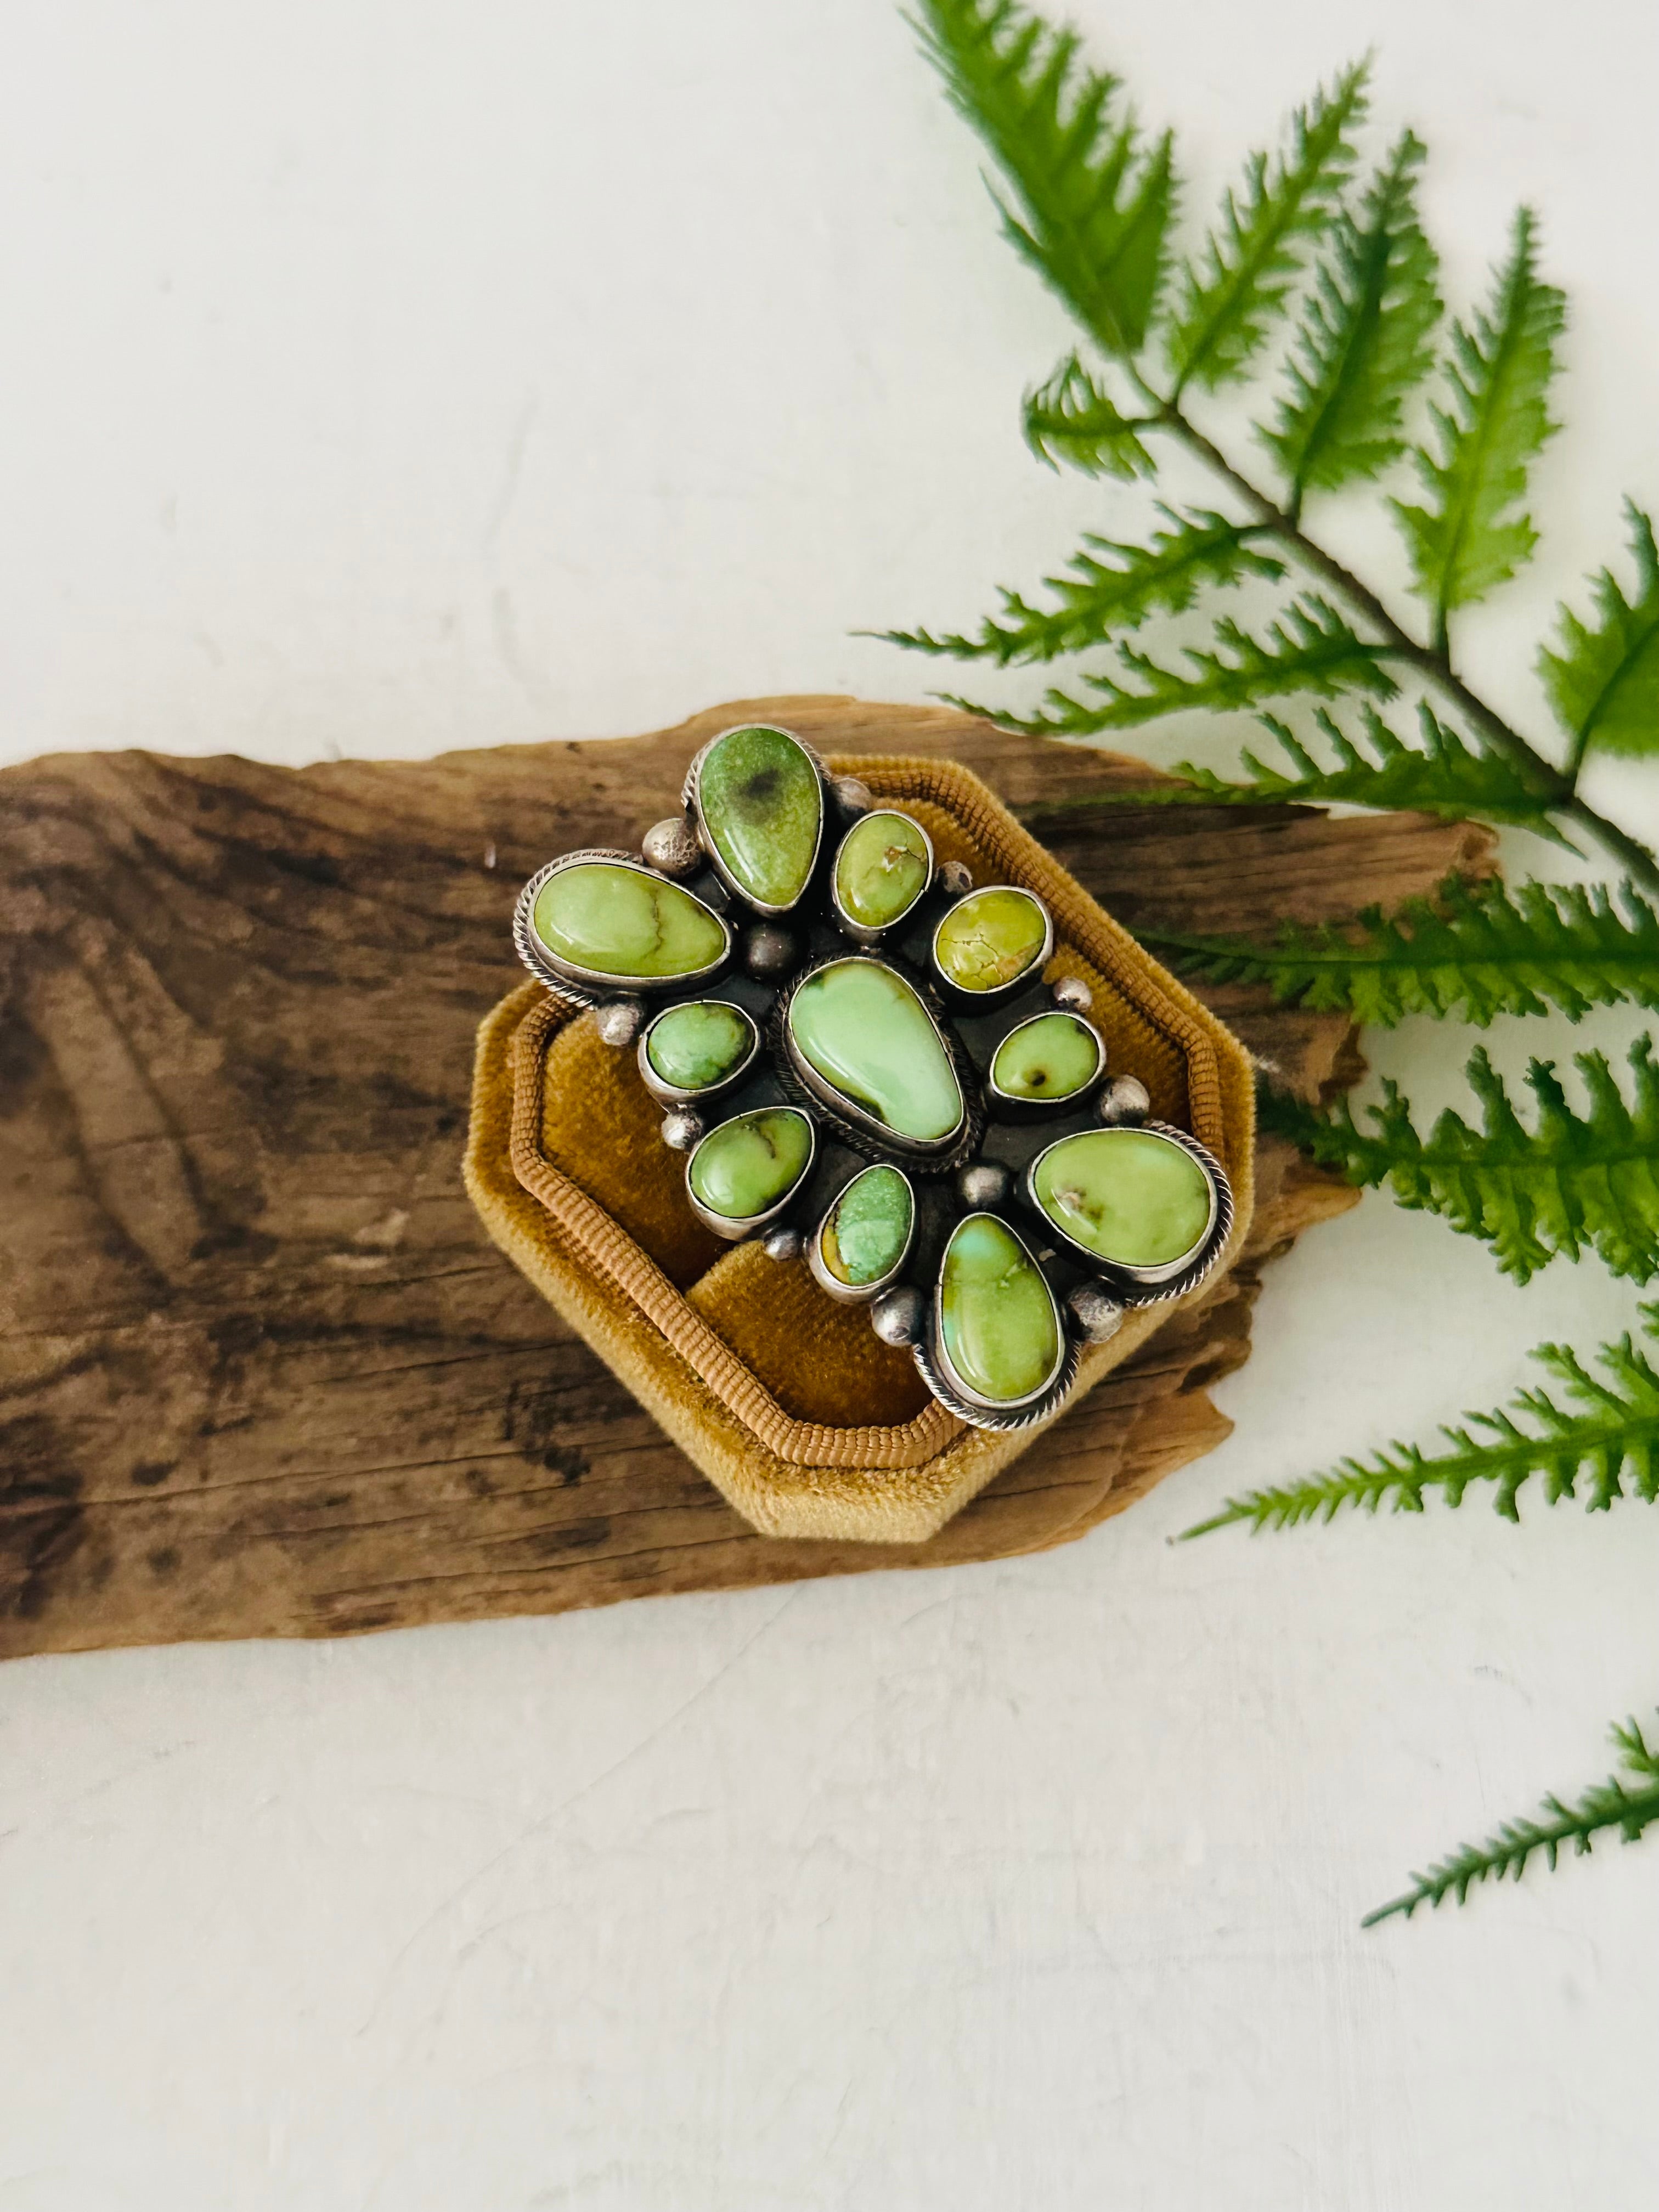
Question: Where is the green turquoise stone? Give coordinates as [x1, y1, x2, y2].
[533, 862, 727, 982]
[644, 1001, 753, 1093]
[696, 725, 823, 910]
[938, 1215, 1061, 1404]
[933, 887, 1048, 994]
[833, 810, 931, 930]
[991, 1012, 1102, 1102]
[820, 1165, 913, 1287]
[787, 958, 963, 1146]
[687, 1108, 814, 1224]
[1031, 1128, 1214, 1268]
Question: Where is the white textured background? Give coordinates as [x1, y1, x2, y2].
[3, 2, 1658, 2205]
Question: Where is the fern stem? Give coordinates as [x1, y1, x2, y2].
[1140, 398, 1659, 890]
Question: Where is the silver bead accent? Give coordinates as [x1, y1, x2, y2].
[830, 775, 873, 818]
[956, 1161, 1011, 1211]
[1067, 1282, 1125, 1343]
[1098, 1075, 1151, 1127]
[762, 1225, 803, 1262]
[870, 1285, 925, 1346]
[743, 923, 798, 980]
[641, 815, 702, 878]
[661, 1108, 704, 1151]
[592, 996, 645, 1047]
[935, 860, 973, 898]
[1051, 974, 1093, 1013]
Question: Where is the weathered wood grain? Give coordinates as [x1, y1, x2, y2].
[0, 696, 1493, 1655]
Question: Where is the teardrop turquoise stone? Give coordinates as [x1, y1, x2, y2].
[644, 1001, 754, 1092]
[820, 1165, 913, 1287]
[991, 1012, 1102, 1102]
[833, 810, 931, 930]
[938, 1215, 1061, 1404]
[687, 1108, 813, 1224]
[787, 958, 963, 1146]
[533, 862, 727, 982]
[696, 725, 823, 910]
[1031, 1128, 1213, 1267]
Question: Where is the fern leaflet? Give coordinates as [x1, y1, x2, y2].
[1166, 61, 1368, 394]
[912, 0, 1177, 357]
[1539, 499, 1659, 764]
[1393, 206, 1564, 634]
[1260, 131, 1441, 501]
[1142, 874, 1659, 1027]
[883, 507, 1283, 665]
[1021, 353, 1155, 477]
[1364, 1716, 1659, 1924]
[1260, 1036, 1659, 1284]
[1183, 1310, 1659, 1534]
[943, 594, 1397, 736]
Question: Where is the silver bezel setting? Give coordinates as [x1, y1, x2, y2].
[514, 849, 733, 1008]
[913, 1210, 1077, 1431]
[828, 808, 936, 946]
[682, 723, 828, 918]
[985, 1008, 1107, 1116]
[1023, 1120, 1234, 1306]
[635, 1000, 762, 1106]
[807, 1164, 918, 1306]
[775, 953, 983, 1169]
[682, 1106, 819, 1242]
[929, 884, 1056, 1005]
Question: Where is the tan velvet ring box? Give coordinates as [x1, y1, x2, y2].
[464, 752, 1255, 1545]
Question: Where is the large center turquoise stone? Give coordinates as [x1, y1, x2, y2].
[833, 810, 931, 931]
[1030, 1127, 1214, 1268]
[687, 1108, 814, 1224]
[533, 862, 727, 982]
[644, 1000, 754, 1093]
[938, 1215, 1062, 1405]
[786, 958, 964, 1146]
[696, 725, 823, 911]
[819, 1164, 913, 1288]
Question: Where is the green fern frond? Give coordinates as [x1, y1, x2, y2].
[943, 594, 1397, 736]
[884, 508, 1284, 666]
[1260, 1036, 1659, 1284]
[1017, 704, 1571, 836]
[1166, 60, 1369, 394]
[1260, 131, 1441, 501]
[1539, 499, 1659, 765]
[912, 0, 1177, 357]
[1393, 207, 1565, 634]
[1364, 1714, 1659, 1925]
[1021, 353, 1156, 476]
[1142, 875, 1659, 1027]
[1183, 1308, 1659, 1534]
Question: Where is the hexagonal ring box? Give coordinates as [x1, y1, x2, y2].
[465, 736, 1254, 1545]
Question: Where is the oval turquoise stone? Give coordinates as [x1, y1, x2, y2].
[933, 887, 1048, 994]
[687, 1108, 814, 1224]
[1031, 1127, 1214, 1268]
[533, 862, 727, 982]
[787, 958, 963, 1146]
[820, 1165, 914, 1288]
[696, 725, 823, 911]
[833, 810, 931, 931]
[938, 1215, 1061, 1405]
[644, 1001, 754, 1093]
[991, 1012, 1102, 1102]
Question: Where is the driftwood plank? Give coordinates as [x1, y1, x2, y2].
[0, 696, 1493, 1655]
